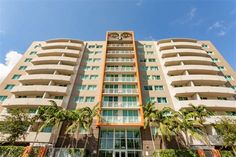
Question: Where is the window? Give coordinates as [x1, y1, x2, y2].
[217, 97, 227, 100]
[145, 45, 152, 48]
[207, 51, 213, 55]
[88, 85, 97, 91]
[36, 96, 43, 98]
[232, 86, 236, 91]
[19, 66, 27, 70]
[96, 45, 103, 48]
[212, 58, 218, 62]
[178, 97, 188, 101]
[145, 97, 156, 103]
[77, 85, 87, 91]
[80, 75, 89, 80]
[137, 45, 144, 48]
[55, 96, 63, 100]
[95, 51, 102, 55]
[202, 44, 208, 48]
[148, 58, 156, 62]
[140, 66, 147, 71]
[152, 75, 161, 80]
[154, 85, 163, 91]
[24, 58, 32, 62]
[139, 59, 146, 62]
[86, 51, 94, 55]
[41, 126, 53, 133]
[150, 66, 158, 71]
[86, 58, 93, 62]
[75, 96, 84, 103]
[88, 45, 95, 48]
[34, 45, 41, 49]
[18, 96, 27, 98]
[93, 58, 101, 62]
[29, 51, 37, 55]
[157, 97, 167, 103]
[225, 75, 233, 80]
[0, 96, 7, 102]
[82, 66, 91, 71]
[218, 66, 225, 71]
[4, 84, 15, 90]
[85, 96, 95, 102]
[200, 97, 208, 100]
[12, 74, 21, 80]
[144, 86, 153, 91]
[146, 51, 154, 55]
[92, 66, 99, 70]
[90, 75, 98, 80]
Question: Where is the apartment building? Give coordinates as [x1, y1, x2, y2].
[0, 31, 235, 157]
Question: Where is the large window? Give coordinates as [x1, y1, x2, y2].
[19, 66, 27, 70]
[12, 74, 21, 80]
[157, 97, 167, 103]
[0, 96, 7, 102]
[4, 84, 15, 90]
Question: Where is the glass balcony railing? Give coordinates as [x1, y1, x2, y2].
[106, 67, 135, 72]
[102, 102, 139, 108]
[104, 77, 136, 82]
[102, 116, 140, 123]
[103, 89, 138, 94]
[107, 51, 134, 55]
[108, 44, 133, 47]
[106, 58, 134, 62]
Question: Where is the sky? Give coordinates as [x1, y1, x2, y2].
[0, 0, 236, 81]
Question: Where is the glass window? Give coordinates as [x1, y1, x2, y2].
[91, 66, 99, 70]
[178, 97, 188, 101]
[12, 74, 21, 80]
[0, 96, 7, 102]
[145, 97, 156, 103]
[86, 58, 93, 62]
[146, 51, 154, 55]
[157, 97, 167, 103]
[217, 97, 227, 100]
[4, 84, 15, 90]
[139, 59, 146, 62]
[202, 44, 208, 48]
[95, 51, 102, 54]
[200, 97, 208, 100]
[232, 86, 236, 91]
[85, 96, 95, 102]
[90, 75, 98, 80]
[88, 45, 95, 48]
[96, 45, 103, 48]
[93, 58, 101, 62]
[154, 85, 163, 90]
[24, 58, 32, 62]
[148, 58, 156, 62]
[137, 45, 144, 48]
[82, 66, 91, 71]
[150, 66, 158, 71]
[88, 85, 97, 91]
[55, 96, 63, 100]
[41, 126, 53, 133]
[19, 66, 27, 70]
[29, 51, 37, 55]
[225, 75, 233, 80]
[145, 45, 152, 48]
[144, 86, 153, 90]
[77, 85, 86, 91]
[75, 96, 84, 103]
[140, 66, 147, 71]
[152, 75, 161, 80]
[212, 58, 219, 62]
[80, 75, 89, 80]
[218, 66, 225, 71]
[207, 51, 213, 55]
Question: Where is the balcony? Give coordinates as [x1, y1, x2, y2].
[170, 75, 226, 85]
[31, 56, 77, 65]
[105, 67, 135, 73]
[42, 42, 83, 50]
[101, 116, 141, 124]
[26, 64, 74, 75]
[2, 98, 64, 107]
[106, 58, 134, 65]
[107, 51, 134, 57]
[104, 77, 136, 83]
[159, 42, 201, 50]
[107, 44, 133, 50]
[175, 100, 236, 111]
[37, 49, 80, 58]
[166, 65, 219, 75]
[23, 132, 53, 143]
[102, 102, 139, 109]
[11, 85, 68, 95]
[103, 89, 138, 95]
[174, 86, 235, 97]
[164, 56, 212, 66]
[19, 74, 71, 84]
[161, 49, 207, 58]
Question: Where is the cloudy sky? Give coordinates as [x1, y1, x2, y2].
[0, 0, 236, 82]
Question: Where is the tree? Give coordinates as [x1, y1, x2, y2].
[0, 108, 34, 145]
[215, 118, 236, 156]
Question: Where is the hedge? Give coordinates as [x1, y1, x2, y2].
[153, 149, 198, 157]
[0, 146, 25, 157]
[220, 150, 234, 157]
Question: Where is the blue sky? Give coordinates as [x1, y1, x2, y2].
[0, 0, 236, 70]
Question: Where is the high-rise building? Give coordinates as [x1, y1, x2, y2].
[0, 31, 235, 157]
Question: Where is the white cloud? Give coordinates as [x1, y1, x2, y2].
[208, 21, 225, 30]
[207, 21, 236, 36]
[217, 30, 226, 36]
[0, 51, 22, 83]
[188, 8, 197, 20]
[171, 7, 198, 25]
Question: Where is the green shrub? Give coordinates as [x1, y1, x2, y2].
[153, 149, 198, 157]
[0, 146, 25, 157]
[220, 150, 234, 157]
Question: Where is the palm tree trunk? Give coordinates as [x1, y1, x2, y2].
[232, 146, 236, 156]
[150, 126, 156, 150]
[184, 130, 190, 148]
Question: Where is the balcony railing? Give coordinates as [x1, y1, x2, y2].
[106, 58, 134, 62]
[101, 116, 140, 123]
[106, 67, 135, 72]
[107, 51, 134, 55]
[104, 77, 136, 82]
[108, 44, 133, 47]
[103, 89, 138, 94]
[102, 102, 139, 108]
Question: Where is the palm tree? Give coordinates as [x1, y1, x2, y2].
[178, 108, 209, 148]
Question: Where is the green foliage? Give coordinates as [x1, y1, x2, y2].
[220, 150, 234, 157]
[0, 146, 24, 157]
[29, 147, 40, 157]
[153, 149, 197, 157]
[0, 108, 35, 144]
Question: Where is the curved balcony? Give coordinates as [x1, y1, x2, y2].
[26, 64, 74, 75]
[2, 98, 63, 107]
[37, 49, 80, 57]
[170, 75, 226, 85]
[31, 56, 77, 65]
[11, 85, 68, 95]
[42, 41, 83, 50]
[174, 86, 235, 97]
[104, 77, 137, 84]
[161, 49, 207, 58]
[19, 74, 71, 84]
[164, 56, 212, 66]
[103, 89, 138, 95]
[175, 100, 236, 111]
[158, 38, 197, 44]
[46, 38, 83, 44]
[159, 42, 201, 50]
[166, 65, 219, 75]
